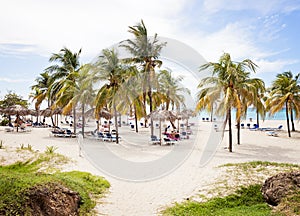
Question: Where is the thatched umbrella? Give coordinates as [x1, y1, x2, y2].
[2, 105, 31, 132]
[84, 108, 112, 131]
[179, 109, 195, 129]
[40, 108, 62, 126]
[147, 110, 177, 145]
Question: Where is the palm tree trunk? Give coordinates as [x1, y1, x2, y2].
[81, 103, 85, 138]
[286, 102, 291, 137]
[256, 110, 259, 128]
[50, 115, 55, 127]
[73, 106, 76, 134]
[113, 103, 119, 144]
[290, 108, 295, 131]
[228, 109, 233, 152]
[237, 117, 241, 145]
[148, 89, 154, 136]
[134, 104, 138, 133]
[118, 113, 122, 127]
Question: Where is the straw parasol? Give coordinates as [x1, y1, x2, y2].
[179, 109, 196, 128]
[147, 110, 178, 145]
[2, 105, 31, 132]
[85, 108, 112, 120]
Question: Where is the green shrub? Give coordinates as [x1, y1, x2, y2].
[0, 156, 110, 215]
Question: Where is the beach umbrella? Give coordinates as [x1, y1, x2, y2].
[85, 108, 112, 120]
[2, 105, 31, 132]
[147, 110, 178, 145]
[179, 109, 196, 129]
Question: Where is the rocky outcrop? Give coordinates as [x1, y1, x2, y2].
[25, 182, 81, 216]
[261, 171, 300, 206]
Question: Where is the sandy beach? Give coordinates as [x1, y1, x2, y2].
[0, 119, 300, 215]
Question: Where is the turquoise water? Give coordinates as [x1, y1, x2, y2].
[199, 108, 292, 121]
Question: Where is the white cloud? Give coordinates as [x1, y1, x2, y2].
[0, 0, 189, 58]
[202, 0, 298, 15]
[0, 77, 31, 83]
[0, 0, 299, 80]
[255, 58, 299, 74]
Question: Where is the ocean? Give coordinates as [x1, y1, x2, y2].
[199, 108, 294, 121]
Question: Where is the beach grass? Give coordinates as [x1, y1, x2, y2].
[0, 153, 110, 215]
[163, 184, 273, 216]
[163, 161, 300, 216]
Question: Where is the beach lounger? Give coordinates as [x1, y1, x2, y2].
[5, 127, 14, 132]
[149, 135, 161, 145]
[103, 133, 113, 142]
[163, 137, 176, 145]
[266, 131, 278, 136]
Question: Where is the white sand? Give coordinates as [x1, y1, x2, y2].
[0, 119, 300, 215]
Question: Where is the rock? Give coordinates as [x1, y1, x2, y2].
[261, 171, 300, 206]
[25, 182, 81, 216]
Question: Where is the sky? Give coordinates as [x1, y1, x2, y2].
[1, 0, 300, 102]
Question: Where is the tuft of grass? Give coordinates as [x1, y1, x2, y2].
[0, 155, 110, 215]
[163, 184, 272, 216]
[18, 144, 34, 152]
[221, 161, 300, 169]
[45, 146, 58, 154]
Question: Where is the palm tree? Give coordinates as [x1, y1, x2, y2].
[158, 69, 190, 110]
[46, 47, 82, 133]
[249, 79, 266, 128]
[30, 72, 52, 124]
[157, 69, 190, 129]
[120, 19, 166, 136]
[266, 71, 300, 137]
[55, 64, 94, 137]
[233, 68, 263, 145]
[197, 53, 258, 152]
[116, 66, 146, 133]
[94, 48, 127, 144]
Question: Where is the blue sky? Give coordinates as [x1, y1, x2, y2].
[0, 0, 300, 101]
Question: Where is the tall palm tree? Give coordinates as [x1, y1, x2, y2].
[158, 69, 190, 111]
[233, 68, 263, 145]
[120, 19, 166, 136]
[55, 64, 94, 137]
[158, 69, 190, 129]
[94, 48, 127, 144]
[46, 47, 81, 133]
[197, 53, 258, 152]
[266, 71, 300, 137]
[116, 66, 146, 133]
[30, 71, 53, 124]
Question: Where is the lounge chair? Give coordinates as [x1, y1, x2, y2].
[103, 133, 113, 142]
[5, 127, 14, 132]
[163, 137, 176, 145]
[266, 131, 278, 136]
[249, 124, 259, 131]
[181, 131, 188, 139]
[258, 125, 283, 132]
[97, 132, 105, 140]
[149, 135, 161, 145]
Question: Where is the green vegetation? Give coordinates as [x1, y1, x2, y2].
[18, 143, 33, 151]
[221, 161, 300, 169]
[163, 184, 272, 216]
[45, 145, 58, 154]
[164, 161, 300, 216]
[0, 154, 110, 215]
